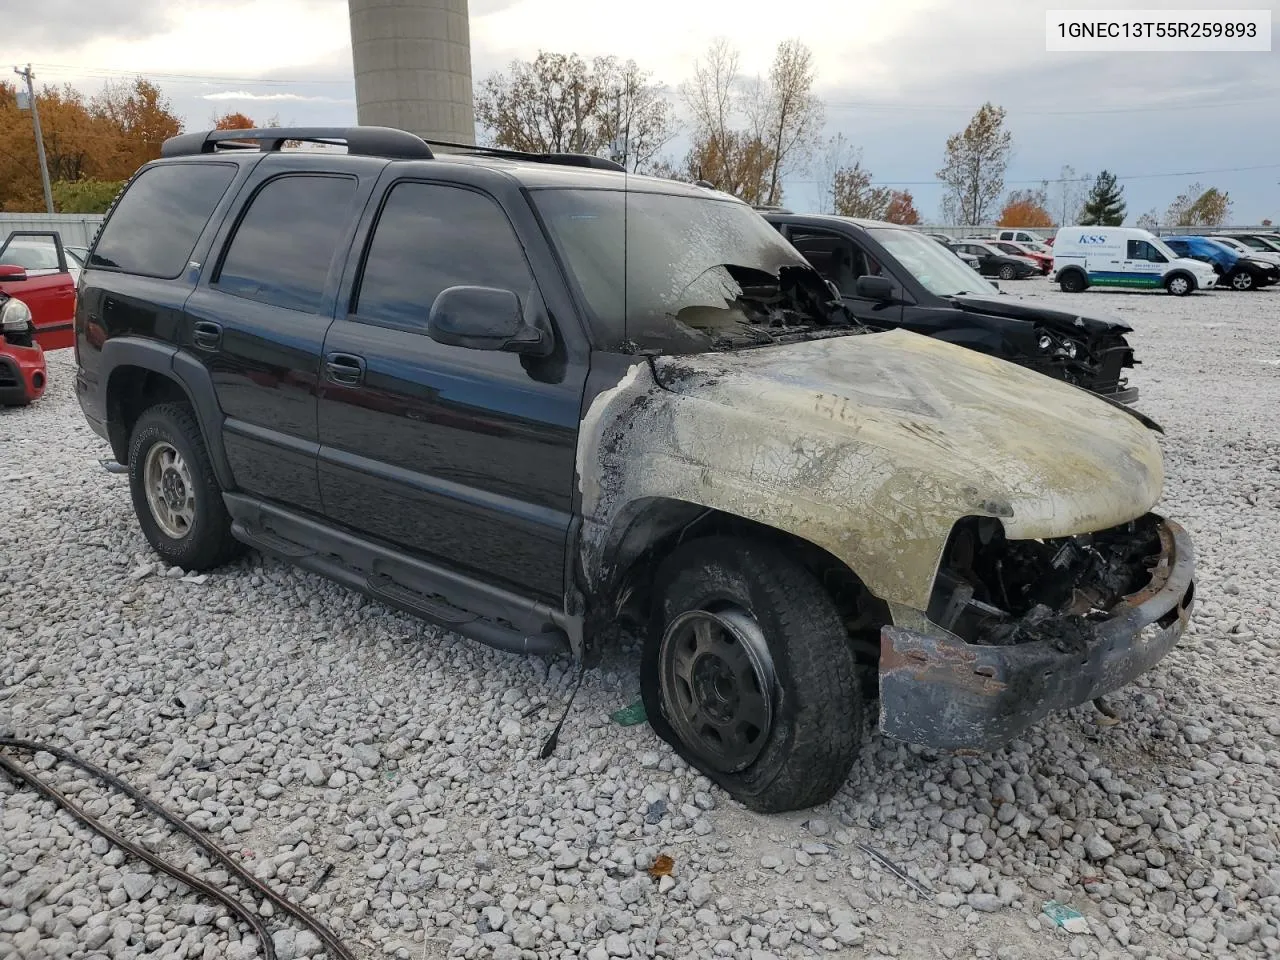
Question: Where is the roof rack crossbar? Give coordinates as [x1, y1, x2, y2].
[424, 139, 626, 173]
[161, 126, 435, 161]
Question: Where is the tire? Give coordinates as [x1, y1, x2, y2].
[127, 402, 243, 570]
[1230, 270, 1255, 291]
[641, 536, 865, 812]
[1059, 270, 1086, 293]
[998, 264, 1017, 281]
[1165, 273, 1193, 296]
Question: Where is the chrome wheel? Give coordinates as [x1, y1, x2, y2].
[659, 606, 776, 773]
[143, 441, 196, 539]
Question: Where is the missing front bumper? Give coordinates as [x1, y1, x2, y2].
[878, 517, 1195, 751]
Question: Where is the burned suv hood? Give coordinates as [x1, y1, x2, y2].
[948, 295, 1131, 337]
[577, 328, 1163, 612]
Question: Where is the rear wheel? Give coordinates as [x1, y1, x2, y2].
[1059, 270, 1086, 293]
[128, 402, 244, 570]
[1230, 270, 1255, 291]
[1166, 273, 1193, 296]
[998, 264, 1017, 281]
[642, 536, 865, 812]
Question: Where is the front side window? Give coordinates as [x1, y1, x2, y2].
[1127, 240, 1167, 263]
[217, 174, 357, 313]
[91, 163, 236, 278]
[0, 236, 60, 271]
[354, 182, 533, 330]
[789, 230, 874, 293]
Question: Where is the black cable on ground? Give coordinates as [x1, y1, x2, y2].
[0, 738, 355, 960]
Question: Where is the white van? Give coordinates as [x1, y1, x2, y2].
[1051, 226, 1217, 296]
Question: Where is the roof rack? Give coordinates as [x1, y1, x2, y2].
[424, 139, 626, 173]
[160, 126, 435, 161]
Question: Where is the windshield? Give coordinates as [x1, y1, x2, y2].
[1018, 241, 1050, 254]
[1148, 236, 1181, 260]
[1211, 236, 1246, 253]
[532, 187, 847, 352]
[870, 228, 999, 297]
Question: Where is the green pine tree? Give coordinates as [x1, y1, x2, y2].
[1079, 170, 1127, 226]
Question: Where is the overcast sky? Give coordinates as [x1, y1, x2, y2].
[14, 0, 1280, 222]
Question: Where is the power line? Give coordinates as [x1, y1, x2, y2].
[790, 163, 1280, 187]
[32, 62, 351, 86]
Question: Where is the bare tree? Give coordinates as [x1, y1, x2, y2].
[752, 39, 824, 206]
[936, 102, 1012, 226]
[1049, 164, 1090, 226]
[680, 38, 823, 205]
[1135, 209, 1159, 231]
[475, 52, 676, 172]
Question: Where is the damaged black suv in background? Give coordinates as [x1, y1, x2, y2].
[764, 213, 1140, 404]
[74, 127, 1194, 812]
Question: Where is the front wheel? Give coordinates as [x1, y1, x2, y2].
[998, 264, 1018, 281]
[642, 536, 866, 812]
[128, 402, 244, 571]
[1166, 274, 1193, 296]
[1230, 270, 1255, 291]
[1059, 270, 1086, 293]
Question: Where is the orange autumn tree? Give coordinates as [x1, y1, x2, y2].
[998, 188, 1053, 227]
[0, 77, 182, 212]
[214, 112, 256, 129]
[883, 189, 920, 225]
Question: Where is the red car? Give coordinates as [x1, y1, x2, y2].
[0, 291, 46, 406]
[0, 231, 78, 351]
[990, 240, 1053, 275]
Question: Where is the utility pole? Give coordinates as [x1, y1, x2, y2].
[14, 64, 55, 214]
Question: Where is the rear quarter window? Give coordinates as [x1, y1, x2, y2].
[90, 163, 237, 279]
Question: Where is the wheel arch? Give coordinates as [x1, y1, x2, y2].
[1057, 265, 1088, 289]
[1164, 268, 1197, 293]
[101, 338, 234, 488]
[587, 496, 889, 663]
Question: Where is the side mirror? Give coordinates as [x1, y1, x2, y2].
[0, 264, 28, 282]
[427, 285, 551, 356]
[854, 275, 894, 301]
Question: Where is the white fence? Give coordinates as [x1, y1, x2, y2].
[0, 213, 105, 248]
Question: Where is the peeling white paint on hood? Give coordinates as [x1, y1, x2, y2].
[576, 329, 1164, 612]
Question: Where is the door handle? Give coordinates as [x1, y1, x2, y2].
[325, 352, 366, 386]
[192, 321, 223, 350]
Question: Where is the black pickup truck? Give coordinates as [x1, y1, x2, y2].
[764, 213, 1140, 403]
[73, 128, 1193, 811]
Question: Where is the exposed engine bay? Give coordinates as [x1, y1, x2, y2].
[927, 513, 1166, 654]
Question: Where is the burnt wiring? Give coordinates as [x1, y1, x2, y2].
[0, 738, 355, 960]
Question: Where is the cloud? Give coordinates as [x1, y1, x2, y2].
[201, 90, 354, 103]
[3, 0, 178, 46]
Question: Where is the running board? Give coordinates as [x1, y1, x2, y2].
[223, 493, 569, 657]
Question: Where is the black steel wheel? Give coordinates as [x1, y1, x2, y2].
[1059, 270, 1087, 293]
[658, 606, 776, 773]
[642, 536, 866, 812]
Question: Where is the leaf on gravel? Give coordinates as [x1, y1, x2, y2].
[647, 854, 674, 878]
[610, 700, 647, 726]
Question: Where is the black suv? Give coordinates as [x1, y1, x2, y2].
[765, 214, 1139, 403]
[75, 127, 1194, 812]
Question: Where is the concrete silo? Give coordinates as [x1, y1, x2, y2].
[348, 0, 476, 145]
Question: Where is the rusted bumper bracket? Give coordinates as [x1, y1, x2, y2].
[879, 516, 1195, 752]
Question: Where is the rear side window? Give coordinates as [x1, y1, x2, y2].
[91, 164, 236, 278]
[353, 182, 532, 330]
[216, 175, 357, 313]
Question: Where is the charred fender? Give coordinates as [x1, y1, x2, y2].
[575, 329, 1165, 615]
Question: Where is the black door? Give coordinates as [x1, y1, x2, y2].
[316, 180, 586, 602]
[785, 227, 904, 328]
[183, 164, 376, 513]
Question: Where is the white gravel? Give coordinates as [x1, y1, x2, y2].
[2, 280, 1278, 960]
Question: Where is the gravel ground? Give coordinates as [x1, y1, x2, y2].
[2, 279, 1278, 960]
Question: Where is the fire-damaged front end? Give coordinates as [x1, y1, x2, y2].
[881, 511, 1195, 751]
